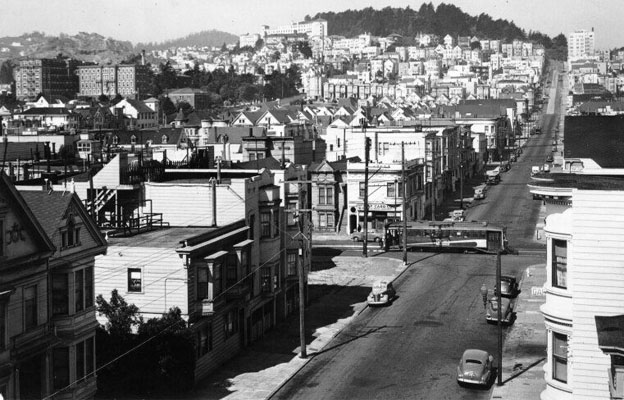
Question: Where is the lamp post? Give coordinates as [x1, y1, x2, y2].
[394, 178, 398, 222]
[496, 250, 503, 386]
[480, 284, 488, 309]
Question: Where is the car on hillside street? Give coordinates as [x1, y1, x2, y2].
[457, 349, 495, 387]
[495, 275, 520, 298]
[367, 280, 396, 306]
[486, 297, 514, 325]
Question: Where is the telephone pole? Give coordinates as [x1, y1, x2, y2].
[402, 142, 407, 265]
[363, 136, 371, 257]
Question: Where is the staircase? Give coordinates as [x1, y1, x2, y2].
[85, 188, 115, 217]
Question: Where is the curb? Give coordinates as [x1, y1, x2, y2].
[266, 256, 410, 399]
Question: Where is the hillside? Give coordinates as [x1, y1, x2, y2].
[137, 30, 239, 50]
[309, 3, 540, 44]
[0, 31, 134, 64]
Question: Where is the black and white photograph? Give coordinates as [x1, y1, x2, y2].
[0, 0, 621, 398]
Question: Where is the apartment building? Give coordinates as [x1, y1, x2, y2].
[77, 64, 150, 99]
[568, 29, 596, 62]
[15, 58, 79, 100]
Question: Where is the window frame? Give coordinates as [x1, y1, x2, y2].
[24, 285, 38, 330]
[552, 239, 567, 289]
[260, 212, 271, 238]
[127, 268, 143, 293]
[197, 323, 213, 357]
[552, 332, 568, 383]
[287, 251, 298, 277]
[52, 273, 69, 316]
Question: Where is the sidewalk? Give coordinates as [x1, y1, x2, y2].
[490, 264, 547, 400]
[184, 256, 407, 400]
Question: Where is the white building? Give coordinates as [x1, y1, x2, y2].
[568, 29, 596, 61]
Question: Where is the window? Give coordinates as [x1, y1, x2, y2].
[0, 302, 5, 351]
[224, 310, 238, 338]
[128, 268, 142, 292]
[197, 324, 213, 357]
[85, 267, 93, 309]
[213, 260, 222, 296]
[24, 285, 37, 330]
[318, 185, 333, 205]
[552, 239, 567, 289]
[161, 134, 169, 144]
[287, 202, 297, 226]
[287, 251, 298, 276]
[359, 182, 366, 198]
[61, 216, 81, 249]
[75, 269, 84, 312]
[260, 212, 271, 238]
[130, 135, 137, 145]
[261, 267, 271, 293]
[53, 347, 69, 390]
[273, 210, 279, 237]
[197, 267, 208, 300]
[226, 254, 238, 288]
[112, 135, 119, 145]
[553, 332, 568, 383]
[52, 274, 69, 315]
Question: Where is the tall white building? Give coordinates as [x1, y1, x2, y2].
[261, 19, 327, 39]
[568, 29, 596, 61]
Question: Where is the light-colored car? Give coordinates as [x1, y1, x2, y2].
[474, 187, 486, 200]
[367, 280, 396, 306]
[351, 229, 383, 242]
[486, 297, 514, 325]
[457, 349, 494, 387]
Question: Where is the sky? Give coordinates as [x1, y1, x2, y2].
[1, 0, 621, 49]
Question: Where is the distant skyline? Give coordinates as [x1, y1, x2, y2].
[1, 0, 621, 49]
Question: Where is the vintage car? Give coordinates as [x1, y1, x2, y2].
[457, 349, 494, 387]
[486, 297, 514, 325]
[367, 280, 396, 306]
[474, 187, 486, 200]
[495, 275, 520, 298]
[351, 229, 383, 242]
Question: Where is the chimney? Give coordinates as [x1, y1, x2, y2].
[211, 178, 217, 227]
[141, 49, 146, 66]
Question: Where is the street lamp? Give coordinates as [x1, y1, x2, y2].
[394, 178, 398, 221]
[480, 284, 488, 309]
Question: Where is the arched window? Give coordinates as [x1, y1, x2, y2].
[130, 135, 137, 145]
[161, 135, 169, 144]
[112, 135, 119, 145]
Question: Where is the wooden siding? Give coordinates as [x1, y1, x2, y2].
[570, 190, 624, 399]
[145, 182, 246, 227]
[194, 312, 242, 381]
[94, 244, 189, 321]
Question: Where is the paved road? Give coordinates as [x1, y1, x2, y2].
[273, 66, 561, 399]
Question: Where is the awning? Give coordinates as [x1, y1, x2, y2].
[204, 250, 228, 262]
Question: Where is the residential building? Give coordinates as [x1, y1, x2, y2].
[15, 58, 79, 101]
[527, 115, 624, 400]
[167, 88, 212, 110]
[568, 29, 596, 62]
[261, 19, 327, 39]
[77, 64, 151, 99]
[110, 98, 158, 129]
[0, 172, 106, 399]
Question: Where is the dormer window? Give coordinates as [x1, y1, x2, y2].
[130, 135, 137, 145]
[61, 214, 81, 249]
[161, 135, 169, 144]
[112, 135, 119, 145]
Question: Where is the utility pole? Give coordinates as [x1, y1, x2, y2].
[496, 249, 503, 386]
[402, 142, 407, 265]
[431, 139, 436, 221]
[363, 136, 371, 257]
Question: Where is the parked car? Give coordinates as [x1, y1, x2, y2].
[351, 229, 383, 242]
[457, 349, 494, 387]
[546, 154, 554, 163]
[486, 297, 514, 325]
[495, 275, 520, 298]
[367, 280, 396, 306]
[474, 187, 486, 200]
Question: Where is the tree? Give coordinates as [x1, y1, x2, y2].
[221, 42, 228, 52]
[160, 95, 176, 117]
[96, 289, 142, 337]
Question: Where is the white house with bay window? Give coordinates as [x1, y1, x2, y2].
[530, 177, 624, 400]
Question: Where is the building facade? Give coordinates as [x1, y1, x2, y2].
[568, 29, 596, 62]
[77, 64, 150, 99]
[15, 58, 79, 101]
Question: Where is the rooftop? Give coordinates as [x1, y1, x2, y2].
[564, 115, 624, 168]
[529, 173, 624, 191]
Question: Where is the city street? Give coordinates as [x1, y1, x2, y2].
[272, 67, 561, 400]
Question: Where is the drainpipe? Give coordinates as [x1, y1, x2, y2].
[212, 178, 217, 227]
